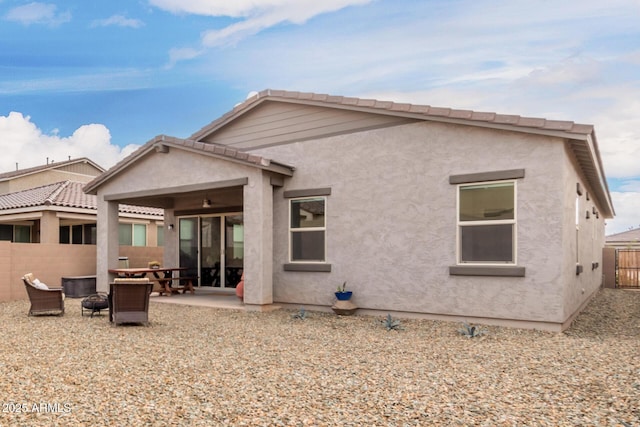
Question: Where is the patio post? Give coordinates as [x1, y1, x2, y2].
[96, 197, 119, 293]
[242, 172, 274, 308]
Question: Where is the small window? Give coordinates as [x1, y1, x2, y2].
[14, 225, 31, 243]
[458, 181, 516, 264]
[0, 224, 31, 242]
[289, 197, 326, 262]
[119, 223, 147, 246]
[157, 225, 165, 247]
[133, 224, 146, 246]
[84, 224, 97, 245]
[72, 225, 83, 244]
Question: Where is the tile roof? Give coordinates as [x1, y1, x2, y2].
[0, 181, 162, 216]
[0, 157, 104, 181]
[83, 135, 294, 194]
[190, 89, 595, 141]
[85, 89, 613, 219]
[156, 135, 291, 170]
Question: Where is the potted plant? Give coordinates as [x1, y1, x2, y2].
[332, 281, 356, 315]
[148, 260, 161, 269]
[335, 281, 352, 301]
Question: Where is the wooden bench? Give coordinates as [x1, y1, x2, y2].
[149, 276, 197, 296]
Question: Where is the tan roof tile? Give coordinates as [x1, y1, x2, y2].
[0, 181, 162, 217]
[517, 117, 546, 128]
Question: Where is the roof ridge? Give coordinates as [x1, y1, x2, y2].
[45, 180, 71, 205]
[0, 157, 103, 181]
[188, 89, 594, 142]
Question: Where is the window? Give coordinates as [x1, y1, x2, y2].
[84, 224, 97, 244]
[458, 181, 516, 264]
[157, 225, 165, 247]
[60, 224, 96, 244]
[289, 197, 326, 262]
[0, 224, 31, 242]
[119, 223, 147, 246]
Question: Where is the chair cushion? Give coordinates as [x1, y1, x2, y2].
[32, 278, 49, 290]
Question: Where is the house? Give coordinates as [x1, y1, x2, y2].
[0, 157, 103, 195]
[84, 89, 614, 331]
[0, 158, 165, 302]
[602, 227, 640, 289]
[0, 158, 164, 246]
[605, 227, 640, 249]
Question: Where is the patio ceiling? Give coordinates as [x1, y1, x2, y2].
[106, 181, 245, 212]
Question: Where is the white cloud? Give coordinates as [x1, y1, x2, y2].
[4, 2, 71, 26]
[166, 47, 203, 69]
[151, 0, 372, 57]
[0, 112, 134, 171]
[606, 192, 640, 235]
[0, 69, 153, 95]
[91, 14, 144, 29]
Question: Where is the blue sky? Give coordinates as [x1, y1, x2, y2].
[1, 0, 639, 234]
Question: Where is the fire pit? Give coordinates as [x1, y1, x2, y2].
[81, 293, 109, 318]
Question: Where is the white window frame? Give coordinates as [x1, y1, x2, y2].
[288, 196, 327, 263]
[456, 179, 517, 265]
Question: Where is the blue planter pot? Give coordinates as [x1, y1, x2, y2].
[335, 291, 353, 301]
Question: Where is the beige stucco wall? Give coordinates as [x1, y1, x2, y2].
[1, 169, 98, 194]
[253, 121, 595, 328]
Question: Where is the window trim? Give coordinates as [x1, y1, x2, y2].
[283, 188, 332, 272]
[456, 179, 517, 265]
[449, 170, 525, 277]
[288, 195, 327, 263]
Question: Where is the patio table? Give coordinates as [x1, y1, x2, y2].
[108, 267, 195, 296]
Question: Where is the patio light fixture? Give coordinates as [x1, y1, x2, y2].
[202, 198, 211, 208]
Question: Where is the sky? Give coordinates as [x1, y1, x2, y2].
[1, 0, 639, 235]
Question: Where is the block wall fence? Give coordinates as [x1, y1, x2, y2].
[0, 242, 163, 303]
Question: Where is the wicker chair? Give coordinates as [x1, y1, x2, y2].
[109, 278, 153, 325]
[22, 274, 65, 316]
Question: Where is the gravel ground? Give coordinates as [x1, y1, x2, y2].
[0, 288, 638, 426]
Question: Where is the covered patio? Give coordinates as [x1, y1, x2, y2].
[83, 135, 294, 310]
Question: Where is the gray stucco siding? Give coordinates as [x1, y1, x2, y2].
[254, 121, 572, 324]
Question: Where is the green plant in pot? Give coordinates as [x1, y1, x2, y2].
[335, 281, 352, 301]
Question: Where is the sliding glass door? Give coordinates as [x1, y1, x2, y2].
[179, 214, 243, 289]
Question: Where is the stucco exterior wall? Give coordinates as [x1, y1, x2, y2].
[2, 169, 98, 194]
[94, 147, 272, 297]
[254, 121, 574, 326]
[560, 143, 606, 324]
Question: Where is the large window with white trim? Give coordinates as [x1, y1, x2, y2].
[289, 197, 326, 262]
[457, 180, 516, 264]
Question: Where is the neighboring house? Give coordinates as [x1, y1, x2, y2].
[0, 157, 103, 194]
[0, 159, 164, 246]
[605, 227, 640, 249]
[84, 89, 614, 331]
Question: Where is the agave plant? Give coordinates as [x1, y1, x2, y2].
[292, 307, 308, 320]
[381, 313, 403, 331]
[458, 322, 487, 338]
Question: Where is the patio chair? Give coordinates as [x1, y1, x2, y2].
[22, 273, 65, 316]
[110, 278, 153, 326]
